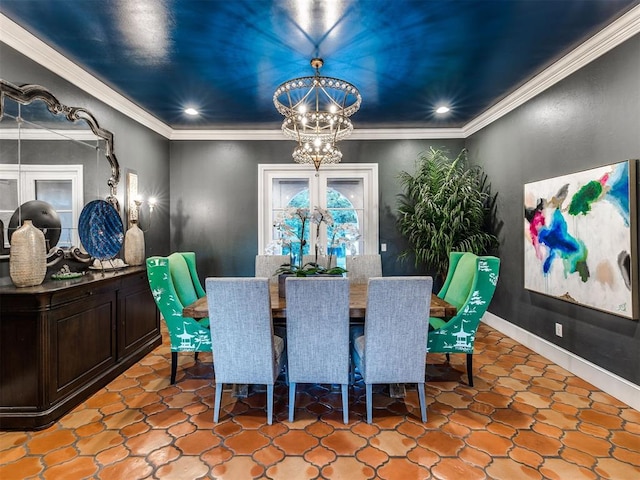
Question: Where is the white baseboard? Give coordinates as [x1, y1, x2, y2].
[482, 312, 640, 411]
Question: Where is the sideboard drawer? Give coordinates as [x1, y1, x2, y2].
[49, 280, 115, 307]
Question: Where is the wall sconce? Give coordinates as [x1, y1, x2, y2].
[131, 195, 156, 232]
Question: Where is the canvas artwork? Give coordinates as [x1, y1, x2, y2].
[524, 160, 637, 319]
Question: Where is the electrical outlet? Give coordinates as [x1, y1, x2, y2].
[380, 243, 387, 252]
[555, 323, 563, 337]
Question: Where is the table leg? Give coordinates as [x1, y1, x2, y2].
[389, 383, 406, 398]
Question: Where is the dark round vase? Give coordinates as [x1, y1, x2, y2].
[8, 200, 61, 250]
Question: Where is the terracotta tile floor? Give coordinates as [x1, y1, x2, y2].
[1, 323, 639, 480]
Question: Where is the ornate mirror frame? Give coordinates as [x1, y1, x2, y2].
[0, 79, 120, 206]
[0, 79, 121, 263]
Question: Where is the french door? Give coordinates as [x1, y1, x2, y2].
[258, 164, 378, 266]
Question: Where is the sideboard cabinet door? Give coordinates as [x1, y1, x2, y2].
[118, 271, 160, 360]
[48, 291, 117, 403]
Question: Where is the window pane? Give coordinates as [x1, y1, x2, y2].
[36, 180, 73, 248]
[56, 212, 74, 247]
[328, 208, 361, 259]
[0, 179, 18, 248]
[35, 180, 72, 209]
[271, 178, 308, 209]
[327, 179, 363, 258]
[0, 178, 18, 210]
[270, 178, 310, 262]
[327, 179, 363, 209]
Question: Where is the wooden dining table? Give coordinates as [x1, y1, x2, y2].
[182, 282, 457, 320]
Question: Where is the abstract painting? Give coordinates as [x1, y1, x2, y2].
[524, 160, 638, 319]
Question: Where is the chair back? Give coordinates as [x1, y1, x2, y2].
[346, 255, 382, 284]
[255, 255, 289, 284]
[438, 251, 477, 309]
[286, 276, 350, 384]
[169, 252, 205, 306]
[428, 255, 500, 354]
[205, 277, 280, 385]
[146, 253, 212, 353]
[361, 277, 432, 383]
[303, 254, 336, 269]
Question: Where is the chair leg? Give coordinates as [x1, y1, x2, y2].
[214, 382, 223, 423]
[194, 351, 199, 362]
[417, 382, 427, 423]
[288, 382, 297, 422]
[366, 383, 373, 424]
[170, 352, 178, 384]
[267, 384, 274, 425]
[341, 384, 349, 424]
[466, 353, 474, 387]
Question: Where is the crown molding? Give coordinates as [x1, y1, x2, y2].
[463, 3, 640, 137]
[0, 14, 173, 139]
[169, 127, 466, 141]
[3, 5, 639, 142]
[169, 129, 283, 141]
[350, 128, 465, 140]
[0, 128, 99, 141]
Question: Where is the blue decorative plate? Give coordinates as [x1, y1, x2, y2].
[78, 200, 124, 260]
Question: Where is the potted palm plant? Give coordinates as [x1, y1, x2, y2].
[396, 147, 499, 281]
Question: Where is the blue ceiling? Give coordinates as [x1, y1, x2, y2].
[1, 0, 637, 129]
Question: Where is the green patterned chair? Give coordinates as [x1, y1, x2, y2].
[427, 251, 500, 387]
[146, 252, 212, 384]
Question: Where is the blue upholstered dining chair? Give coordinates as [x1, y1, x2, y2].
[255, 255, 288, 284]
[351, 277, 433, 424]
[286, 276, 350, 424]
[427, 251, 500, 387]
[302, 254, 337, 268]
[205, 277, 286, 425]
[345, 255, 382, 284]
[146, 252, 212, 384]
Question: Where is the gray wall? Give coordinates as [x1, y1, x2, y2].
[0, 44, 171, 281]
[465, 33, 640, 383]
[169, 138, 465, 281]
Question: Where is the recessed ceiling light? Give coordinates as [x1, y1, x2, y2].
[184, 107, 199, 116]
[436, 106, 450, 114]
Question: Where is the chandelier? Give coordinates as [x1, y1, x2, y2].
[273, 58, 361, 172]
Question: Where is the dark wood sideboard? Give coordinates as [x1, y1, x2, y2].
[0, 266, 161, 430]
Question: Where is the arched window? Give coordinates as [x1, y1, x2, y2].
[279, 187, 360, 265]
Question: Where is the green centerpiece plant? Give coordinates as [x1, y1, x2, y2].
[397, 147, 499, 281]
